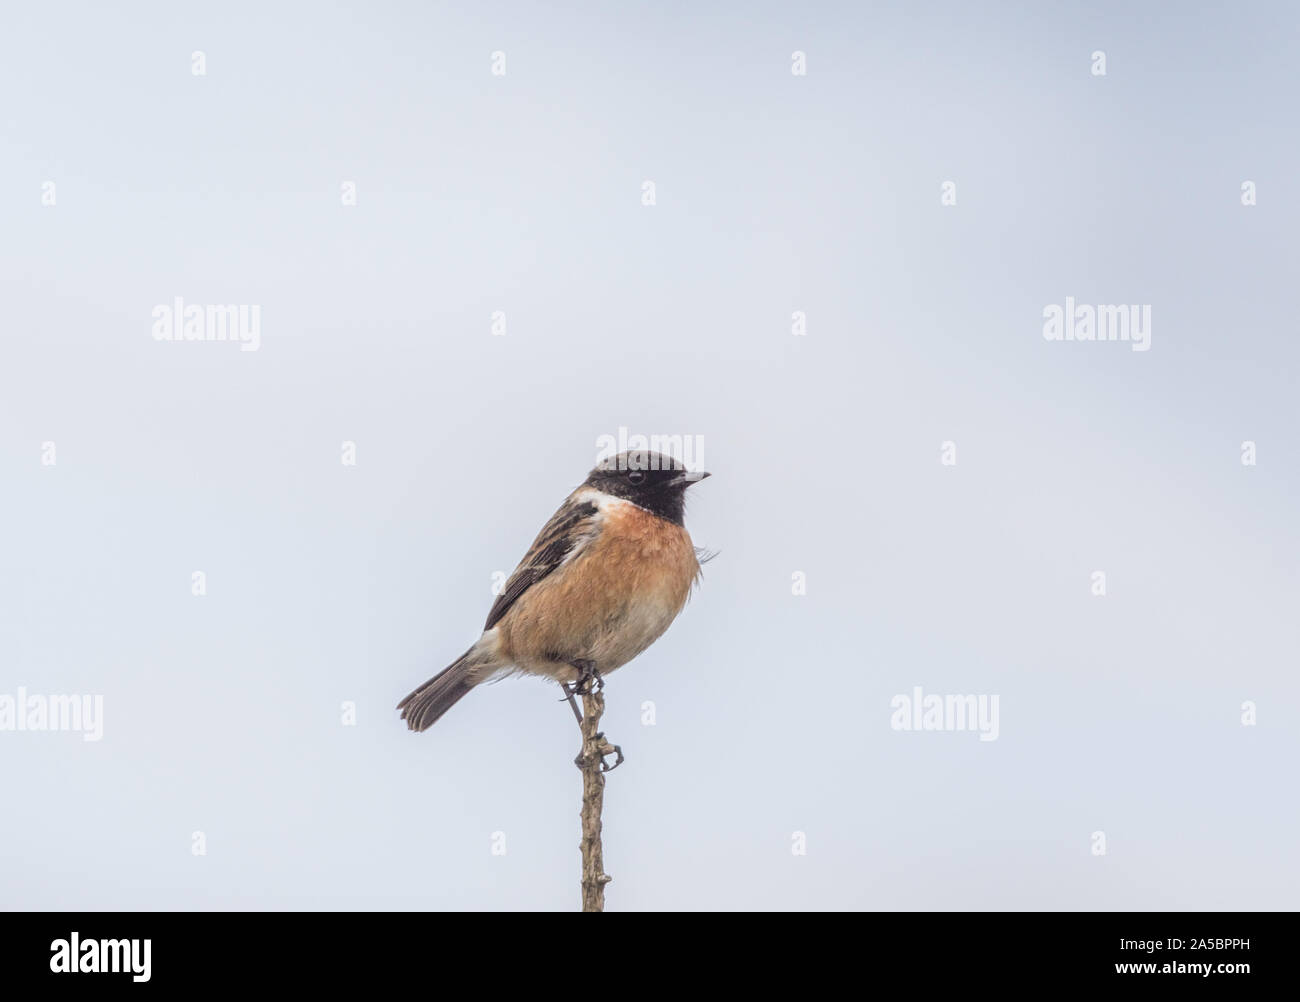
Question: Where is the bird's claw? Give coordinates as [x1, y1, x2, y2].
[571, 660, 603, 696]
[600, 741, 625, 772]
[573, 732, 624, 772]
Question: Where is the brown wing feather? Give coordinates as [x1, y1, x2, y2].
[483, 498, 600, 630]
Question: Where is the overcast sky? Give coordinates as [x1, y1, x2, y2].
[2, 0, 1297, 909]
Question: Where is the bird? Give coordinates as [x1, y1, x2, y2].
[398, 450, 710, 733]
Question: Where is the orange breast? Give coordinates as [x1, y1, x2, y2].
[497, 499, 700, 676]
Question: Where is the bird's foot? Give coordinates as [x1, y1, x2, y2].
[600, 739, 625, 772]
[573, 732, 624, 773]
[569, 658, 603, 696]
[559, 681, 583, 725]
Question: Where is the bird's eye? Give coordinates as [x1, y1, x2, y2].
[627, 470, 646, 485]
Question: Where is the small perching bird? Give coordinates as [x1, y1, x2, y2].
[398, 450, 710, 734]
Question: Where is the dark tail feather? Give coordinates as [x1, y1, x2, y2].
[397, 652, 477, 732]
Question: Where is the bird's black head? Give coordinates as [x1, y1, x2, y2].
[584, 450, 710, 525]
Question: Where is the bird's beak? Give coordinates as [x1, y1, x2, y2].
[677, 470, 711, 486]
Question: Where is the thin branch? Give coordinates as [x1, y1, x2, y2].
[574, 682, 618, 912]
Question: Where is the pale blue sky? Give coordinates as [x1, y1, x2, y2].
[1, 1, 1297, 909]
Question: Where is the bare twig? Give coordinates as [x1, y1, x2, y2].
[568, 677, 619, 912]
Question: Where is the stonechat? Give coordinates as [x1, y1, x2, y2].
[398, 450, 710, 732]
